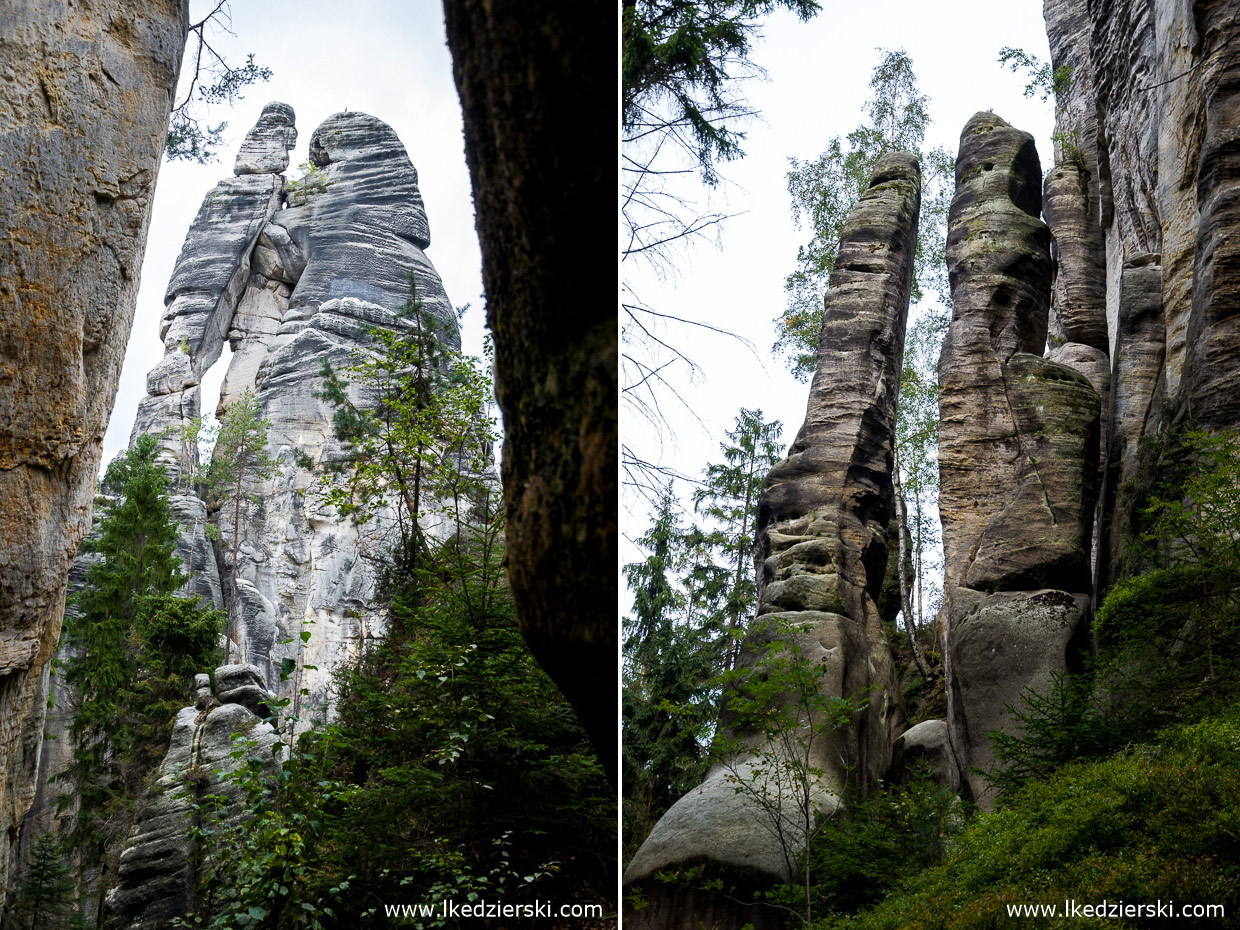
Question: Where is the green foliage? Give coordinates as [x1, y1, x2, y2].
[317, 273, 491, 559]
[690, 408, 784, 670]
[204, 388, 275, 661]
[284, 160, 330, 204]
[56, 434, 224, 903]
[814, 706, 1240, 929]
[174, 729, 347, 930]
[7, 832, 75, 930]
[712, 623, 866, 926]
[188, 286, 612, 924]
[893, 309, 948, 636]
[776, 49, 953, 380]
[622, 486, 719, 860]
[988, 671, 1125, 795]
[792, 772, 962, 918]
[622, 0, 822, 186]
[168, 4, 273, 164]
[997, 47, 1076, 169]
[997, 47, 1071, 104]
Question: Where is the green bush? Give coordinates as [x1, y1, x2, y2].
[814, 706, 1240, 929]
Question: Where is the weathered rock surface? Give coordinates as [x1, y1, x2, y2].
[234, 101, 296, 176]
[125, 107, 459, 720]
[626, 154, 919, 901]
[1096, 254, 1165, 591]
[889, 719, 960, 793]
[937, 114, 1099, 806]
[0, 0, 188, 901]
[1044, 0, 1240, 432]
[103, 665, 284, 930]
[1045, 163, 1108, 352]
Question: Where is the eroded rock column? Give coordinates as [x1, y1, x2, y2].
[0, 0, 188, 900]
[102, 665, 285, 930]
[624, 154, 920, 924]
[938, 113, 1100, 807]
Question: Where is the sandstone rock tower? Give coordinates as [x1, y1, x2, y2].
[936, 113, 1100, 806]
[19, 105, 462, 926]
[130, 103, 459, 716]
[624, 153, 921, 929]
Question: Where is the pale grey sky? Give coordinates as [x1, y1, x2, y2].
[621, 1, 1057, 570]
[103, 0, 485, 465]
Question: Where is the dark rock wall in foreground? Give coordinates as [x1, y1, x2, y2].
[441, 0, 617, 775]
[0, 0, 187, 903]
[624, 154, 920, 927]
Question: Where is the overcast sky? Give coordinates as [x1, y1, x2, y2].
[103, 0, 485, 465]
[621, 0, 1058, 573]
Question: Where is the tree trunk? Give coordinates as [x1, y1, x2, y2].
[441, 0, 616, 781]
[893, 444, 931, 679]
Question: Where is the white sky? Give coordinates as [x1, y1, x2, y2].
[621, 1, 1057, 575]
[102, 0, 485, 466]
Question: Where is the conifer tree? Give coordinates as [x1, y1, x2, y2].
[205, 388, 275, 662]
[58, 434, 224, 907]
[7, 831, 73, 930]
[622, 485, 717, 856]
[690, 408, 784, 671]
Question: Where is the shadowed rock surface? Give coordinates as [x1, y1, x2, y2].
[0, 0, 188, 901]
[102, 666, 284, 930]
[937, 113, 1099, 807]
[624, 154, 920, 922]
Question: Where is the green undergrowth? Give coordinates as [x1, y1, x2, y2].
[814, 706, 1240, 929]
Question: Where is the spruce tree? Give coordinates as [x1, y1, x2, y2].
[58, 433, 224, 904]
[8, 831, 73, 930]
[690, 408, 784, 671]
[622, 485, 717, 856]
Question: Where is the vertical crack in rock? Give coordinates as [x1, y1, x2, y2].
[1186, 0, 1240, 428]
[623, 154, 920, 923]
[938, 113, 1099, 808]
[0, 0, 188, 902]
[1096, 253, 1164, 595]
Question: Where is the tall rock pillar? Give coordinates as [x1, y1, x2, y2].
[938, 113, 1100, 807]
[0, 0, 188, 900]
[624, 154, 920, 929]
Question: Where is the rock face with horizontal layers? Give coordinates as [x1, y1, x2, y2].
[0, 0, 187, 903]
[102, 666, 285, 930]
[937, 113, 1100, 808]
[128, 106, 458, 722]
[624, 154, 920, 927]
[1042, 0, 1240, 593]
